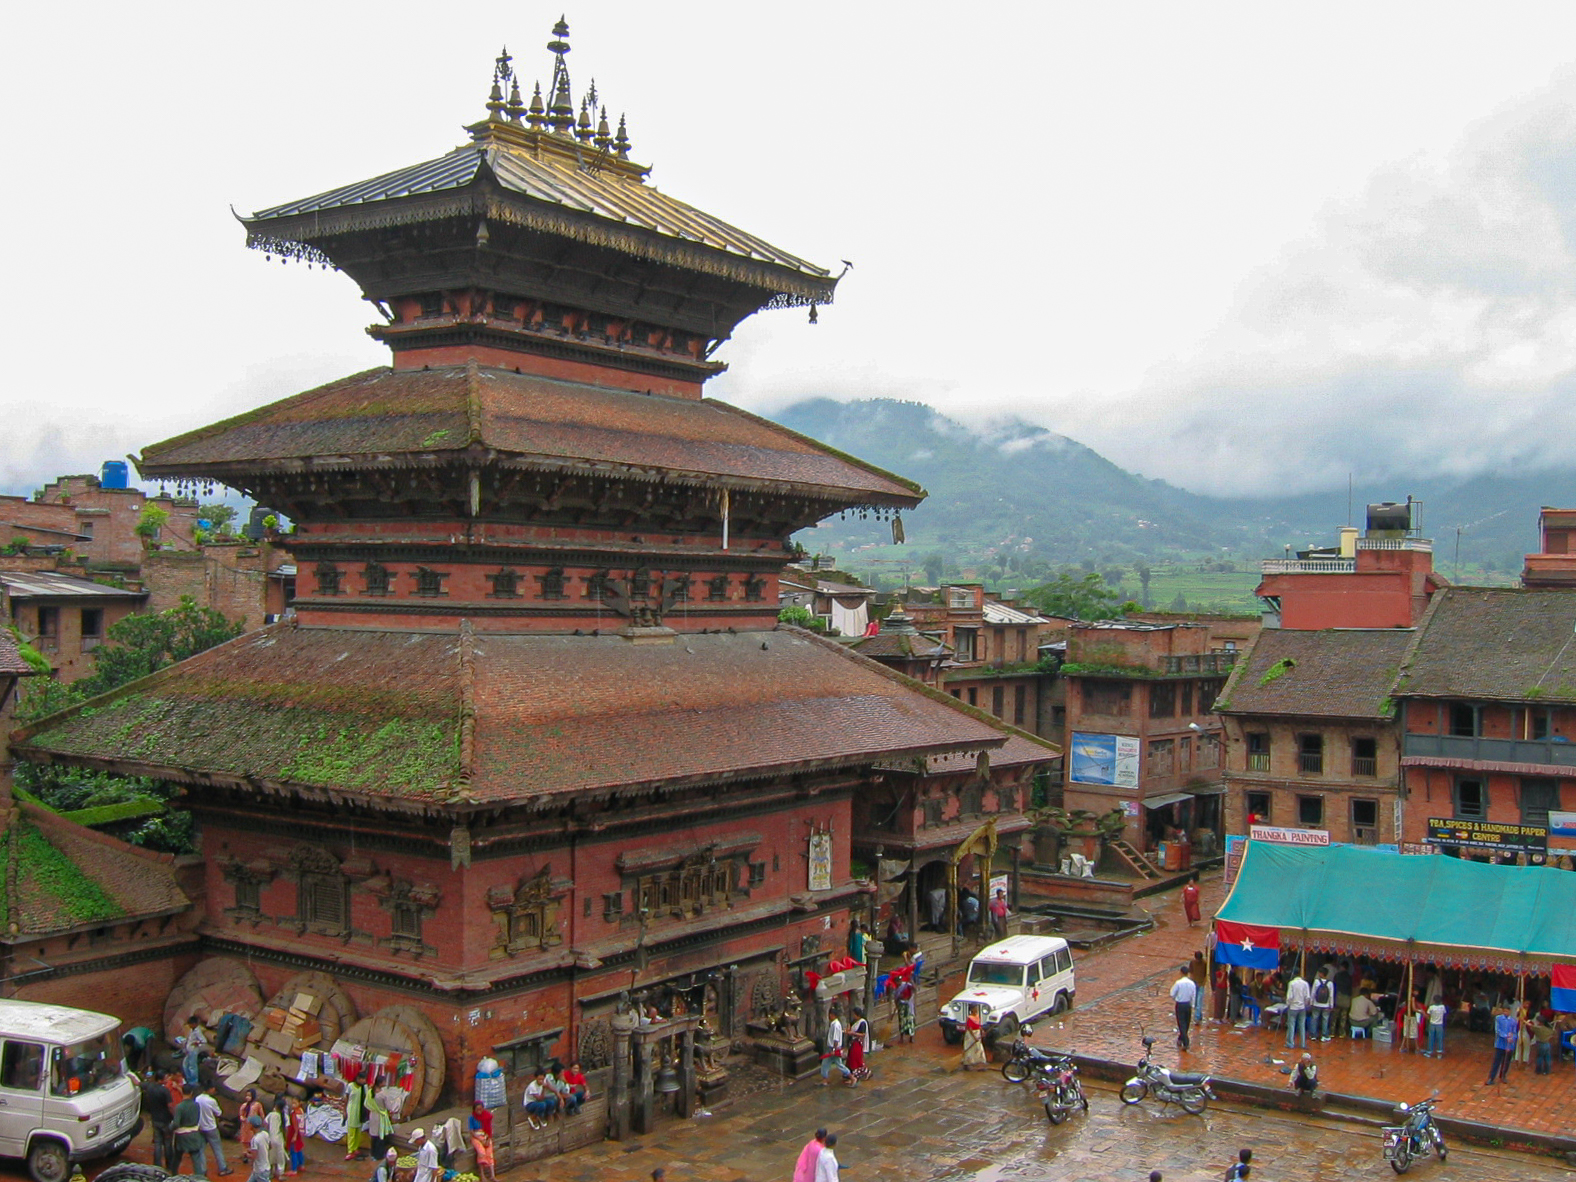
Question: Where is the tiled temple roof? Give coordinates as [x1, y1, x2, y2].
[1218, 628, 1413, 720]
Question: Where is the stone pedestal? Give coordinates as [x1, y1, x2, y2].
[752, 1034, 819, 1079]
[695, 1033, 731, 1105]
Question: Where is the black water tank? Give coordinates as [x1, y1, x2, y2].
[1366, 501, 1411, 533]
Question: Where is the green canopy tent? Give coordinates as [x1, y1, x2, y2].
[1217, 843, 1576, 988]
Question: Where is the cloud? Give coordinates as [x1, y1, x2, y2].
[1079, 74, 1576, 496]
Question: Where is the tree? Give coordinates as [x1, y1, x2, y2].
[777, 605, 815, 628]
[1134, 561, 1152, 608]
[198, 503, 238, 535]
[1169, 593, 1188, 612]
[134, 504, 169, 547]
[1021, 572, 1134, 621]
[921, 552, 945, 586]
[76, 595, 245, 698]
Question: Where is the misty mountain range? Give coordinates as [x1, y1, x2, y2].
[777, 398, 1576, 573]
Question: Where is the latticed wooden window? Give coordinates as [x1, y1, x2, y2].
[630, 569, 651, 599]
[488, 568, 521, 598]
[585, 570, 612, 600]
[744, 576, 765, 602]
[362, 562, 391, 596]
[669, 574, 692, 603]
[538, 568, 567, 599]
[707, 575, 729, 602]
[299, 875, 347, 932]
[413, 567, 448, 597]
[509, 908, 543, 948]
[392, 901, 422, 940]
[234, 878, 261, 915]
[314, 563, 343, 596]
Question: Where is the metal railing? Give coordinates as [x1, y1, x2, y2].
[1297, 752, 1324, 775]
[1355, 537, 1432, 552]
[1160, 652, 1238, 675]
[1260, 558, 1356, 574]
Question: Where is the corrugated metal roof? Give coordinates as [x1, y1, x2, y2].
[0, 571, 144, 599]
[249, 141, 829, 279]
[984, 601, 1050, 626]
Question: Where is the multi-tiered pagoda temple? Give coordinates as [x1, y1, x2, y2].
[14, 23, 1056, 1143]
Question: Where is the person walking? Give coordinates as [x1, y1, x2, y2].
[1284, 969, 1311, 1050]
[285, 1097, 305, 1176]
[894, 953, 918, 1045]
[814, 1133, 840, 1182]
[1423, 996, 1447, 1057]
[990, 889, 1009, 941]
[821, 1007, 855, 1085]
[1170, 964, 1197, 1051]
[1485, 1005, 1518, 1084]
[1181, 881, 1200, 927]
[170, 1091, 207, 1178]
[1309, 969, 1335, 1042]
[793, 1129, 828, 1182]
[195, 1084, 232, 1177]
[1224, 1148, 1253, 1179]
[411, 1129, 439, 1182]
[246, 1117, 272, 1182]
[847, 1008, 871, 1081]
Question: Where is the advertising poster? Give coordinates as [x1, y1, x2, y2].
[1548, 811, 1576, 852]
[1069, 732, 1141, 788]
[1223, 834, 1248, 885]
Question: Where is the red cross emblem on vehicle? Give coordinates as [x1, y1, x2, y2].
[1031, 987, 1040, 1001]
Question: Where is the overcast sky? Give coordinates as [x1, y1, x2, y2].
[7, 2, 1576, 499]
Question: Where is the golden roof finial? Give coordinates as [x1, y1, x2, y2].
[506, 78, 526, 121]
[526, 82, 546, 130]
[546, 16, 575, 135]
[576, 98, 594, 143]
[613, 113, 631, 159]
[594, 105, 612, 152]
[486, 47, 513, 121]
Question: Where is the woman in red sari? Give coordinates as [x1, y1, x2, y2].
[846, 1007, 870, 1080]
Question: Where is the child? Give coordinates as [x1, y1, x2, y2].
[469, 1107, 496, 1182]
[285, 1097, 305, 1176]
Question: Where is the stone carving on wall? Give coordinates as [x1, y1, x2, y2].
[487, 866, 567, 958]
[579, 1018, 613, 1071]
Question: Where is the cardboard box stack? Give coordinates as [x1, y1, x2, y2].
[222, 991, 328, 1099]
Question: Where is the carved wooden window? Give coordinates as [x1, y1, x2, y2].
[603, 891, 623, 921]
[923, 797, 944, 827]
[585, 570, 612, 600]
[413, 567, 449, 597]
[630, 569, 651, 600]
[707, 575, 730, 602]
[538, 568, 567, 599]
[488, 568, 521, 598]
[748, 861, 766, 887]
[392, 900, 422, 941]
[234, 878, 261, 915]
[418, 292, 444, 316]
[744, 575, 766, 602]
[509, 908, 543, 948]
[490, 868, 563, 955]
[669, 574, 692, 603]
[492, 294, 517, 319]
[314, 562, 343, 596]
[362, 562, 392, 597]
[637, 859, 732, 919]
[961, 784, 984, 816]
[300, 874, 347, 933]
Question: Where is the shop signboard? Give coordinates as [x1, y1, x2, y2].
[1069, 732, 1140, 788]
[1223, 834, 1248, 885]
[1548, 811, 1576, 852]
[1248, 825, 1330, 846]
[1425, 818, 1547, 854]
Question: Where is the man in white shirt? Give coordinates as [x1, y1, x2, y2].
[819, 1010, 853, 1085]
[814, 1132, 841, 1182]
[195, 1085, 231, 1175]
[1284, 971, 1311, 1050]
[1170, 965, 1198, 1051]
[246, 1116, 271, 1182]
[411, 1128, 439, 1182]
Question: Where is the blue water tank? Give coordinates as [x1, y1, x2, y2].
[100, 460, 129, 489]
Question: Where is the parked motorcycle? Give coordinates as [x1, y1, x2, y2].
[1034, 1055, 1090, 1124]
[1000, 1029, 1064, 1083]
[1118, 1035, 1214, 1114]
[1382, 1093, 1447, 1174]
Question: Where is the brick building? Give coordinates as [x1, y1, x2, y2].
[0, 570, 146, 683]
[1523, 507, 1576, 589]
[1215, 628, 1412, 846]
[1393, 588, 1576, 859]
[898, 585, 1057, 736]
[0, 497, 89, 553]
[9, 26, 1053, 1144]
[32, 472, 201, 571]
[1256, 500, 1446, 630]
[1060, 621, 1234, 854]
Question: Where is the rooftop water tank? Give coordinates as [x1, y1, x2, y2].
[100, 460, 129, 489]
